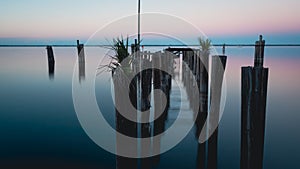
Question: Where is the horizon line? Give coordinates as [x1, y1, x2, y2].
[1, 44, 300, 48]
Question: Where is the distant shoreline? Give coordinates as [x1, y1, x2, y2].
[1, 44, 300, 47]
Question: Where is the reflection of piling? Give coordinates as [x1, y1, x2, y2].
[46, 46, 55, 79]
[76, 40, 85, 82]
[207, 55, 227, 169]
[241, 35, 268, 169]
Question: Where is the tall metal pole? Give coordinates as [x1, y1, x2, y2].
[138, 0, 141, 49]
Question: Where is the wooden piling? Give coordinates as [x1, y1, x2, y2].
[140, 52, 152, 167]
[46, 46, 55, 79]
[76, 40, 85, 82]
[207, 55, 227, 169]
[152, 52, 164, 166]
[193, 51, 197, 75]
[115, 71, 138, 169]
[199, 50, 209, 114]
[254, 35, 265, 67]
[240, 35, 268, 169]
[209, 55, 227, 130]
[195, 52, 210, 169]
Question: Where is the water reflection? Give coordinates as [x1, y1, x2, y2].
[1, 45, 299, 168]
[44, 44, 269, 168]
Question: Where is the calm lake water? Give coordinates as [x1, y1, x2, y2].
[0, 46, 300, 169]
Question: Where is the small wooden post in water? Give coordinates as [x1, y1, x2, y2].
[241, 35, 268, 169]
[207, 55, 227, 169]
[76, 40, 85, 82]
[140, 52, 152, 169]
[46, 46, 55, 79]
[152, 52, 165, 166]
[114, 71, 138, 169]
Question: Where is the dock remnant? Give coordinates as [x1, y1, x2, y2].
[241, 35, 268, 169]
[46, 46, 55, 79]
[207, 55, 227, 169]
[254, 35, 265, 67]
[76, 40, 85, 82]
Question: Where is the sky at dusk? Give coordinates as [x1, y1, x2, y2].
[0, 0, 300, 44]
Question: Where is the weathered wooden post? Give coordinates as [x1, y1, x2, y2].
[198, 47, 209, 117]
[207, 55, 227, 169]
[193, 51, 197, 75]
[167, 51, 172, 108]
[114, 71, 138, 169]
[240, 35, 268, 169]
[189, 50, 193, 70]
[76, 40, 85, 82]
[195, 49, 211, 169]
[194, 46, 212, 169]
[195, 50, 200, 86]
[254, 35, 265, 67]
[46, 46, 55, 79]
[182, 50, 185, 63]
[152, 52, 164, 166]
[140, 52, 152, 168]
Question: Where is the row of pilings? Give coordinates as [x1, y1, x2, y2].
[45, 36, 269, 169]
[175, 36, 268, 169]
[46, 40, 85, 81]
[179, 47, 227, 169]
[113, 49, 174, 169]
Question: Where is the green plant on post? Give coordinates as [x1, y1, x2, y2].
[112, 36, 129, 64]
[199, 37, 212, 56]
[98, 36, 131, 75]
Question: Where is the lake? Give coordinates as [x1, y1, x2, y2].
[0, 46, 300, 169]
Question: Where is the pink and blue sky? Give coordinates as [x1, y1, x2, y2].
[0, 0, 300, 44]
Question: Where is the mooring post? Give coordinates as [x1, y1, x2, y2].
[222, 44, 226, 55]
[199, 49, 209, 113]
[141, 51, 152, 136]
[114, 68, 138, 169]
[165, 51, 172, 109]
[207, 55, 227, 169]
[209, 55, 227, 130]
[254, 35, 265, 67]
[140, 53, 152, 167]
[46, 46, 55, 79]
[193, 51, 197, 75]
[195, 51, 210, 169]
[76, 40, 84, 58]
[152, 52, 165, 166]
[76, 40, 85, 82]
[241, 35, 268, 169]
[189, 51, 193, 70]
[196, 50, 200, 84]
